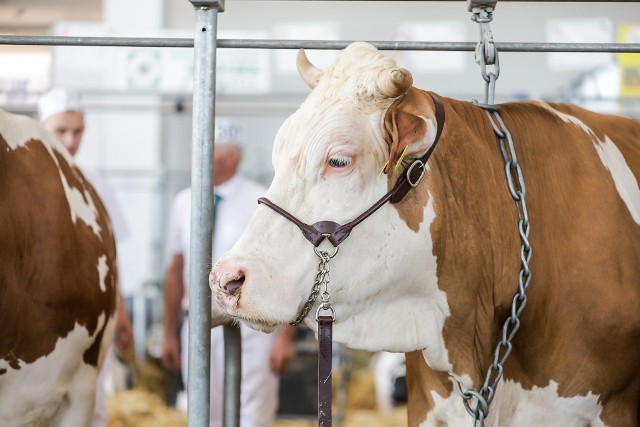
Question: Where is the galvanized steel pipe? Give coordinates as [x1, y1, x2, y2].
[187, 2, 217, 426]
[1, 35, 639, 53]
[223, 324, 242, 427]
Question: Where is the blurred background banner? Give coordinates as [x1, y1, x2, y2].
[619, 24, 640, 97]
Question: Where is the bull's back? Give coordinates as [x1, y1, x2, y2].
[499, 101, 640, 262]
[493, 101, 640, 403]
[495, 100, 640, 308]
[0, 110, 117, 425]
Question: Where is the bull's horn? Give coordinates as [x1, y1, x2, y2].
[296, 48, 323, 89]
[377, 68, 413, 98]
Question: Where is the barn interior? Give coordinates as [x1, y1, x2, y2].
[1, 0, 639, 426]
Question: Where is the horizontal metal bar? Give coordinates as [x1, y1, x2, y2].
[0, 35, 639, 53]
[0, 35, 194, 47]
[222, 40, 640, 53]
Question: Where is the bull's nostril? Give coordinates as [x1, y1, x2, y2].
[225, 275, 245, 295]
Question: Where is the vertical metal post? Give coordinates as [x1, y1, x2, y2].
[187, 1, 224, 426]
[223, 324, 241, 427]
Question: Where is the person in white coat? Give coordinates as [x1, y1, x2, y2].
[38, 87, 134, 427]
[161, 117, 296, 427]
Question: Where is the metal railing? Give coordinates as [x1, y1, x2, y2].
[2, 35, 640, 53]
[3, 1, 638, 426]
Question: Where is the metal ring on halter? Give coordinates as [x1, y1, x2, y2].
[315, 302, 336, 321]
[313, 243, 339, 259]
[406, 160, 425, 188]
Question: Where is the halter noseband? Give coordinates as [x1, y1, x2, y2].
[258, 93, 446, 247]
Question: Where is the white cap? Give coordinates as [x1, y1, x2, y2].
[37, 87, 83, 122]
[215, 117, 244, 146]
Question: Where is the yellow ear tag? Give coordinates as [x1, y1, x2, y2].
[379, 158, 391, 176]
[394, 146, 409, 173]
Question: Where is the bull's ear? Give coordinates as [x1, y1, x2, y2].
[383, 89, 435, 174]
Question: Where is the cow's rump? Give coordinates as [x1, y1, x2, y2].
[0, 110, 117, 426]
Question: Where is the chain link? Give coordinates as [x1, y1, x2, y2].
[455, 2, 534, 425]
[290, 250, 334, 326]
[455, 109, 534, 426]
[316, 252, 336, 321]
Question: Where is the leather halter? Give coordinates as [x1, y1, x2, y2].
[257, 93, 446, 247]
[258, 93, 444, 427]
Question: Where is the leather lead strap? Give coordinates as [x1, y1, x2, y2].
[318, 316, 333, 427]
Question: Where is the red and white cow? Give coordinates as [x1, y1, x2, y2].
[211, 42, 640, 425]
[0, 111, 117, 426]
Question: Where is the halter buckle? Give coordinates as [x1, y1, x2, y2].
[406, 160, 426, 188]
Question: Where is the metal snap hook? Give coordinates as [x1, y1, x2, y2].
[315, 303, 336, 322]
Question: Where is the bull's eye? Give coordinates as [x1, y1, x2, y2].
[328, 155, 352, 168]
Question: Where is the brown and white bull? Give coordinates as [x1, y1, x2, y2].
[0, 111, 117, 426]
[211, 42, 640, 425]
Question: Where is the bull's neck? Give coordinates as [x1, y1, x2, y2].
[424, 98, 521, 386]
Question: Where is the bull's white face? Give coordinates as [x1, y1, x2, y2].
[211, 42, 451, 361]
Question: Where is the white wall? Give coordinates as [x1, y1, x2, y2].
[166, 0, 639, 100]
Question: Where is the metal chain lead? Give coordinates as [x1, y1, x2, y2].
[290, 248, 337, 326]
[457, 109, 533, 425]
[316, 251, 336, 321]
[455, 1, 533, 425]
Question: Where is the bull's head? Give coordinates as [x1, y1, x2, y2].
[211, 42, 450, 365]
